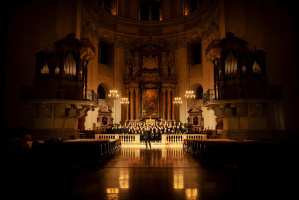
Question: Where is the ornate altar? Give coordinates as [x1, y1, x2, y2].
[142, 89, 159, 118]
[187, 106, 204, 133]
[97, 105, 113, 132]
[123, 37, 177, 123]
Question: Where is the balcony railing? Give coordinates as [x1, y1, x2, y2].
[85, 89, 99, 105]
[203, 89, 215, 104]
[205, 39, 221, 55]
[203, 85, 282, 103]
[21, 86, 98, 105]
[81, 38, 96, 54]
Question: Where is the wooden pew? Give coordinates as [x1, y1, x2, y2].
[184, 139, 256, 164]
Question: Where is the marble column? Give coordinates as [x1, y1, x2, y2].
[167, 88, 171, 121]
[129, 88, 135, 121]
[162, 88, 166, 121]
[135, 88, 139, 121]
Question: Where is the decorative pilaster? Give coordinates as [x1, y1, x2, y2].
[135, 88, 139, 121]
[167, 88, 171, 121]
[162, 88, 166, 121]
[125, 89, 129, 122]
[129, 88, 135, 121]
[172, 89, 175, 121]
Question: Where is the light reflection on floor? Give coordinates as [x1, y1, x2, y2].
[67, 146, 244, 200]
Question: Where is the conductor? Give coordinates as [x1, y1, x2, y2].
[144, 125, 151, 148]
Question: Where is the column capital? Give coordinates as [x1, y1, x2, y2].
[166, 88, 172, 92]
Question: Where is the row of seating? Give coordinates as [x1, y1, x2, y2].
[32, 139, 122, 167]
[183, 139, 259, 165]
[183, 138, 297, 181]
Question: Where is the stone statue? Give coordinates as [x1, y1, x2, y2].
[168, 63, 172, 77]
[129, 61, 133, 76]
[168, 62, 174, 77]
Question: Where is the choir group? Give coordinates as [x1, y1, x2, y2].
[105, 122, 188, 136]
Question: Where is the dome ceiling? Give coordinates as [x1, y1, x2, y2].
[97, 0, 209, 21]
[82, 0, 220, 43]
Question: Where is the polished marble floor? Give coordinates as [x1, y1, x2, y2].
[7, 144, 295, 200]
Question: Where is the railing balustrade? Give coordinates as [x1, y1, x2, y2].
[162, 134, 207, 143]
[95, 134, 206, 144]
[21, 86, 99, 105]
[203, 85, 283, 104]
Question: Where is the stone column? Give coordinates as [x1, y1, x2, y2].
[135, 88, 139, 121]
[162, 88, 166, 121]
[129, 88, 135, 121]
[172, 89, 175, 122]
[167, 88, 171, 121]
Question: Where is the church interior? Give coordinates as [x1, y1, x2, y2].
[2, 0, 298, 199]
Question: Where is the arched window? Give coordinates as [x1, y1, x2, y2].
[140, 1, 160, 21]
[196, 85, 203, 99]
[98, 84, 106, 99]
[190, 0, 198, 13]
[98, 0, 117, 15]
[193, 43, 202, 64]
[99, 42, 109, 64]
[185, 0, 205, 15]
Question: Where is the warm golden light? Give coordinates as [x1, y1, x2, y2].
[106, 188, 119, 193]
[64, 52, 76, 75]
[55, 66, 60, 75]
[119, 169, 129, 189]
[253, 60, 262, 73]
[173, 169, 184, 189]
[111, 8, 117, 15]
[173, 97, 183, 105]
[41, 62, 49, 74]
[186, 189, 198, 200]
[120, 98, 129, 106]
[108, 90, 119, 100]
[185, 90, 196, 100]
[106, 188, 119, 200]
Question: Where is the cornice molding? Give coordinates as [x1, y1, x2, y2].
[81, 0, 221, 44]
[81, 0, 219, 42]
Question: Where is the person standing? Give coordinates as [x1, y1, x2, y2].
[145, 125, 151, 148]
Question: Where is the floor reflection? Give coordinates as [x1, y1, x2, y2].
[173, 168, 184, 189]
[96, 147, 208, 200]
[117, 147, 187, 168]
[106, 188, 119, 200]
[119, 169, 129, 189]
[69, 147, 242, 200]
[185, 189, 199, 200]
